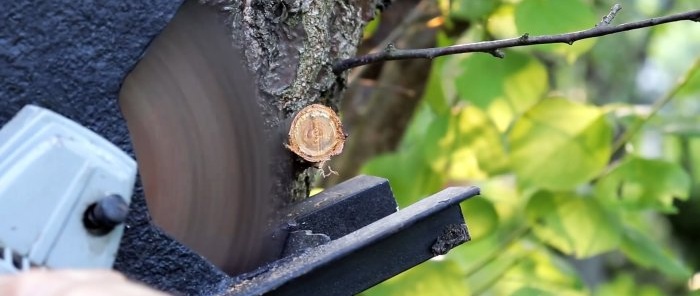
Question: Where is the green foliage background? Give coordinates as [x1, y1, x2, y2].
[358, 0, 700, 295]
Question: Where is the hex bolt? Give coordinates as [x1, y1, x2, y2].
[83, 194, 129, 236]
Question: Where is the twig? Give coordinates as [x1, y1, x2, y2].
[333, 7, 700, 73]
[611, 57, 700, 153]
[347, 0, 431, 85]
[598, 3, 623, 27]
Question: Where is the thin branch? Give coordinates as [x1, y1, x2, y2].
[597, 3, 623, 27]
[611, 56, 700, 153]
[333, 7, 700, 73]
[347, 0, 431, 85]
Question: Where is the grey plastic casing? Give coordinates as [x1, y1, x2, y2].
[0, 105, 137, 273]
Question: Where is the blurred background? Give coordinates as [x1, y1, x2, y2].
[320, 0, 700, 295]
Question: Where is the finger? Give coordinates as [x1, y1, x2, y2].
[0, 275, 19, 296]
[0, 269, 164, 296]
[57, 280, 169, 296]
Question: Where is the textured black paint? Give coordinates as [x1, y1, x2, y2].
[229, 187, 478, 296]
[286, 175, 398, 240]
[0, 1, 233, 295]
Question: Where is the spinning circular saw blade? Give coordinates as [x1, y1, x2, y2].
[119, 1, 272, 275]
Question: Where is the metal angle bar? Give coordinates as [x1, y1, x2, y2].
[229, 186, 480, 296]
[285, 175, 398, 240]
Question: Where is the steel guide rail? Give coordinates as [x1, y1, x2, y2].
[230, 176, 479, 295]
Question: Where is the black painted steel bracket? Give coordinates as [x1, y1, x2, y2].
[285, 175, 398, 241]
[230, 176, 479, 295]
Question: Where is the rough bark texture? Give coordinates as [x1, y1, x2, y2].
[0, 0, 389, 294]
[325, 0, 439, 185]
[207, 0, 387, 202]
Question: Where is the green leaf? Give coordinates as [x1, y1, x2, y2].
[465, 244, 528, 294]
[514, 0, 595, 35]
[365, 260, 470, 296]
[594, 156, 691, 213]
[514, 0, 597, 61]
[620, 227, 692, 280]
[414, 106, 508, 181]
[449, 0, 500, 21]
[478, 176, 525, 223]
[401, 103, 437, 149]
[422, 115, 453, 172]
[509, 98, 612, 190]
[459, 236, 586, 296]
[455, 51, 548, 131]
[362, 14, 380, 40]
[504, 246, 586, 296]
[361, 153, 405, 194]
[595, 274, 665, 296]
[361, 147, 444, 206]
[423, 58, 451, 116]
[447, 227, 504, 274]
[512, 287, 555, 296]
[526, 191, 621, 258]
[487, 4, 518, 39]
[450, 106, 510, 177]
[462, 197, 499, 240]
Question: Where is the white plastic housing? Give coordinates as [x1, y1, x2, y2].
[0, 105, 136, 273]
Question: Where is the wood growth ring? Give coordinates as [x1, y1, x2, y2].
[286, 104, 345, 163]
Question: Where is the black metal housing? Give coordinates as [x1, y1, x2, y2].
[0, 2, 233, 295]
[285, 175, 398, 241]
[230, 185, 479, 295]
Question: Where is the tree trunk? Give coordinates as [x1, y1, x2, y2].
[325, 0, 440, 186]
[212, 0, 389, 203]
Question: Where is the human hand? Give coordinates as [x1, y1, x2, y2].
[0, 269, 168, 296]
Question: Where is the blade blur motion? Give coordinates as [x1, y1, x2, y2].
[118, 1, 271, 275]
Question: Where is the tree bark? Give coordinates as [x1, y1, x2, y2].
[207, 0, 389, 203]
[325, 0, 439, 185]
